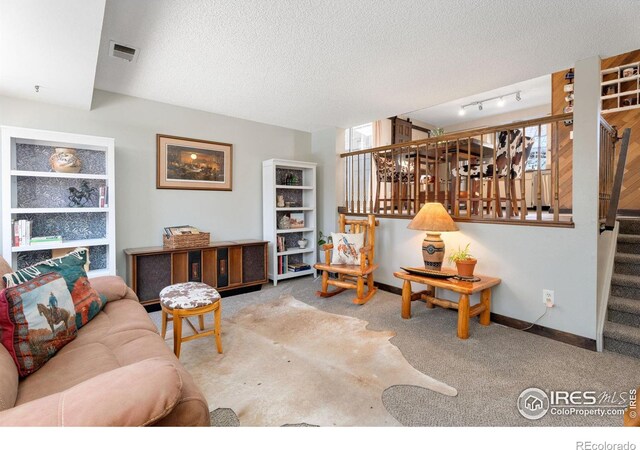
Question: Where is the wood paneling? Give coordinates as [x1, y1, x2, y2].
[171, 252, 189, 283]
[552, 49, 640, 212]
[202, 249, 217, 286]
[229, 246, 242, 285]
[551, 71, 574, 211]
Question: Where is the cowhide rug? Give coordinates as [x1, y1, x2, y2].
[167, 295, 457, 426]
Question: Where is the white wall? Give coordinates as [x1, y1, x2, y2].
[0, 90, 311, 278]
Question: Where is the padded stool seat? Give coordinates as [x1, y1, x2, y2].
[160, 282, 222, 358]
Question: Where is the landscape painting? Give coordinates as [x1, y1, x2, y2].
[157, 134, 233, 190]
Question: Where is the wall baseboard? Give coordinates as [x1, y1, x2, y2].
[375, 281, 596, 351]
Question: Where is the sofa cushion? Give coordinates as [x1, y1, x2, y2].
[0, 358, 183, 426]
[1, 248, 106, 329]
[0, 273, 77, 377]
[0, 345, 18, 412]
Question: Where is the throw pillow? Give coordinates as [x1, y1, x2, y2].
[0, 272, 77, 377]
[330, 232, 365, 265]
[1, 248, 106, 329]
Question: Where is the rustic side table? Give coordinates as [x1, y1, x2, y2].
[393, 268, 501, 339]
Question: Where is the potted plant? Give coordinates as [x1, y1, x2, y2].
[448, 243, 477, 278]
[317, 231, 332, 264]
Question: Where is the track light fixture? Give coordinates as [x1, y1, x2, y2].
[459, 90, 522, 115]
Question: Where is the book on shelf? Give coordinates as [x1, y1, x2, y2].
[99, 186, 109, 208]
[287, 262, 311, 272]
[12, 219, 32, 247]
[276, 236, 286, 252]
[30, 235, 63, 244]
[278, 255, 291, 275]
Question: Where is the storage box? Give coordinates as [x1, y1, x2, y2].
[163, 232, 211, 249]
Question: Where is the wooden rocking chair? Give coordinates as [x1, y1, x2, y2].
[314, 214, 380, 305]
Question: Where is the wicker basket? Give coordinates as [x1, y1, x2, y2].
[163, 232, 211, 249]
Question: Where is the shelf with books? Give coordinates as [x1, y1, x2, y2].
[263, 159, 317, 285]
[2, 126, 116, 275]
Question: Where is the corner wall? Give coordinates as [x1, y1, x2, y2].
[0, 90, 311, 278]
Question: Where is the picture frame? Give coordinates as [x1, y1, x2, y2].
[290, 213, 305, 228]
[157, 134, 232, 191]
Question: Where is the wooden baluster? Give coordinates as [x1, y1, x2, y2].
[344, 155, 348, 212]
[505, 131, 512, 218]
[493, 132, 499, 218]
[454, 139, 460, 217]
[444, 140, 449, 213]
[553, 121, 560, 222]
[479, 133, 484, 220]
[369, 153, 373, 214]
[467, 137, 472, 217]
[520, 126, 526, 220]
[536, 124, 542, 221]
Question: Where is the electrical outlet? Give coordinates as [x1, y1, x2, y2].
[543, 289, 554, 307]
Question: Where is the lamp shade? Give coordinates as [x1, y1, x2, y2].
[407, 202, 458, 232]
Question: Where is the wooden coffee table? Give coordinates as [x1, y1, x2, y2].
[393, 268, 501, 339]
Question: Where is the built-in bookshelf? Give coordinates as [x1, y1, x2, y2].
[601, 61, 640, 113]
[1, 126, 116, 276]
[262, 159, 317, 285]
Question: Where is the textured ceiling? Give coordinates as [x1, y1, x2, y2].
[408, 75, 551, 127]
[94, 0, 640, 131]
[0, 0, 105, 110]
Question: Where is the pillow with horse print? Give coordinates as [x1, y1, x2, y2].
[0, 272, 77, 377]
[330, 232, 365, 265]
[1, 248, 106, 329]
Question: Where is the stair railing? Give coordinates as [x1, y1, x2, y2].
[603, 127, 631, 231]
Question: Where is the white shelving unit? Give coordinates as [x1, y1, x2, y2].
[601, 61, 640, 114]
[1, 126, 116, 277]
[262, 159, 317, 285]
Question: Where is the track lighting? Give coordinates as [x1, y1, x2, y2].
[459, 90, 523, 114]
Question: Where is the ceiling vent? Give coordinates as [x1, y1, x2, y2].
[109, 40, 139, 63]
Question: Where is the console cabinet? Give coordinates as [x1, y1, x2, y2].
[124, 240, 268, 308]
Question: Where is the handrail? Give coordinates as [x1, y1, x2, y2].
[340, 113, 573, 158]
[604, 128, 631, 230]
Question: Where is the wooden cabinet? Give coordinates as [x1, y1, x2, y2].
[124, 240, 268, 308]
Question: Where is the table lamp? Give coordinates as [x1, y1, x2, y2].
[407, 202, 459, 270]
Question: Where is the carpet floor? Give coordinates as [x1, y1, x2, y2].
[149, 276, 640, 426]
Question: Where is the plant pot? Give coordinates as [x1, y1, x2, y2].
[455, 258, 477, 278]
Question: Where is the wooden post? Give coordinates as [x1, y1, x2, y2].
[457, 294, 470, 339]
[173, 314, 183, 357]
[356, 276, 365, 301]
[401, 280, 412, 319]
[214, 303, 223, 354]
[479, 289, 491, 326]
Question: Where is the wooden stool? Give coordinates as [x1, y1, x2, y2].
[160, 282, 223, 358]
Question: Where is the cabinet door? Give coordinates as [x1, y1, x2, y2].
[242, 244, 266, 283]
[136, 254, 171, 303]
[217, 248, 229, 288]
[202, 249, 217, 287]
[229, 246, 243, 285]
[172, 252, 189, 283]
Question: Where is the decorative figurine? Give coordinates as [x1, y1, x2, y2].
[50, 147, 82, 173]
[68, 181, 97, 207]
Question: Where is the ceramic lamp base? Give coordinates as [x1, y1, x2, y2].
[422, 232, 445, 270]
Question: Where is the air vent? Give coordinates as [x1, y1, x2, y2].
[109, 40, 139, 63]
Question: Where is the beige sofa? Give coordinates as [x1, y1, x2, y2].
[0, 257, 209, 426]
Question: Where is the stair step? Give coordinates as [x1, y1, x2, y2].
[617, 234, 640, 254]
[611, 273, 640, 289]
[618, 219, 640, 235]
[609, 295, 640, 313]
[603, 321, 640, 359]
[614, 253, 640, 276]
[604, 321, 640, 346]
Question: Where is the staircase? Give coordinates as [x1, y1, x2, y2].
[604, 218, 640, 358]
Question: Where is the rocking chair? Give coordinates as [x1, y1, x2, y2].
[314, 214, 380, 305]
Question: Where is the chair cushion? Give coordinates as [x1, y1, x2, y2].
[330, 232, 365, 265]
[160, 282, 220, 309]
[1, 248, 106, 329]
[0, 273, 77, 377]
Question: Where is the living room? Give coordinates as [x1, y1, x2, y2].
[1, 0, 639, 447]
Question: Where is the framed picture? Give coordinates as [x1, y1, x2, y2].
[157, 134, 232, 191]
[290, 213, 305, 228]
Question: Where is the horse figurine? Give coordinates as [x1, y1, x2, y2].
[68, 180, 98, 207]
[37, 303, 71, 334]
